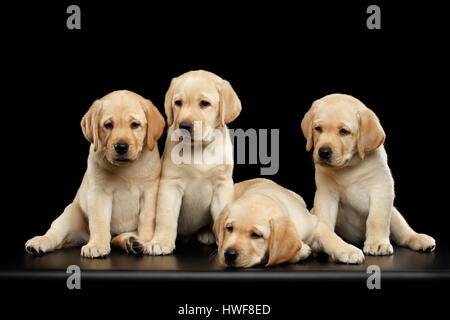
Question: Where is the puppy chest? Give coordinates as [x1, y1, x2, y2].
[110, 188, 141, 234]
[183, 178, 214, 204]
[340, 187, 370, 215]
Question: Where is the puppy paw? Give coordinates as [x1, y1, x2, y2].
[363, 239, 393, 256]
[290, 243, 312, 263]
[125, 237, 143, 255]
[333, 244, 365, 264]
[298, 243, 312, 260]
[25, 236, 55, 255]
[404, 233, 436, 252]
[143, 239, 175, 256]
[81, 243, 111, 258]
[197, 230, 216, 245]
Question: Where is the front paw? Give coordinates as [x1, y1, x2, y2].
[290, 243, 312, 263]
[81, 242, 111, 258]
[333, 244, 365, 264]
[25, 236, 54, 255]
[404, 233, 436, 252]
[143, 238, 175, 256]
[363, 239, 393, 256]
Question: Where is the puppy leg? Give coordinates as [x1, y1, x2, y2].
[312, 188, 364, 264]
[137, 180, 159, 243]
[390, 207, 435, 252]
[80, 192, 112, 258]
[363, 192, 394, 256]
[210, 179, 234, 221]
[111, 232, 143, 254]
[198, 179, 233, 245]
[197, 230, 216, 245]
[312, 187, 340, 230]
[25, 202, 88, 255]
[311, 222, 365, 264]
[144, 179, 183, 255]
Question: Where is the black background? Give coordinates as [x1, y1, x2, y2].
[2, 0, 449, 316]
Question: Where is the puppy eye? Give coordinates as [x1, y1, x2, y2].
[174, 100, 182, 107]
[226, 226, 233, 232]
[251, 232, 262, 239]
[200, 100, 211, 108]
[339, 128, 350, 135]
[104, 122, 113, 129]
[314, 126, 322, 133]
[131, 122, 140, 129]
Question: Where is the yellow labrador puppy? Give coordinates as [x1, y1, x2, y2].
[214, 179, 314, 267]
[301, 93, 435, 260]
[144, 70, 241, 255]
[214, 178, 365, 267]
[25, 90, 165, 258]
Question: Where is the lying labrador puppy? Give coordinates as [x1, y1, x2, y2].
[213, 178, 314, 267]
[144, 70, 241, 255]
[25, 90, 165, 258]
[301, 93, 435, 261]
[213, 178, 364, 267]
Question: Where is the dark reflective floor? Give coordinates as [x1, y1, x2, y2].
[3, 240, 448, 318]
[3, 239, 449, 275]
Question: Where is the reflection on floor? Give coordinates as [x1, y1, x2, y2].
[21, 239, 447, 272]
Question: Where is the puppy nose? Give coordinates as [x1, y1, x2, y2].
[179, 121, 193, 133]
[224, 249, 238, 265]
[114, 142, 129, 155]
[318, 147, 332, 160]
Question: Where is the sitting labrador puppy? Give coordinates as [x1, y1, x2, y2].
[25, 90, 165, 258]
[144, 70, 241, 255]
[301, 93, 435, 260]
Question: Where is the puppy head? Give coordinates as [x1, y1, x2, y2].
[164, 70, 241, 142]
[213, 194, 302, 268]
[301, 93, 385, 167]
[81, 90, 165, 166]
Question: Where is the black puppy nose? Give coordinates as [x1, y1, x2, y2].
[318, 147, 332, 160]
[179, 121, 193, 133]
[224, 249, 238, 265]
[114, 142, 129, 155]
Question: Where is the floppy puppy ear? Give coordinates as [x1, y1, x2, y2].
[141, 99, 165, 151]
[266, 215, 302, 267]
[217, 79, 242, 125]
[164, 77, 178, 127]
[81, 100, 102, 152]
[301, 102, 316, 152]
[213, 208, 230, 251]
[356, 108, 385, 159]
